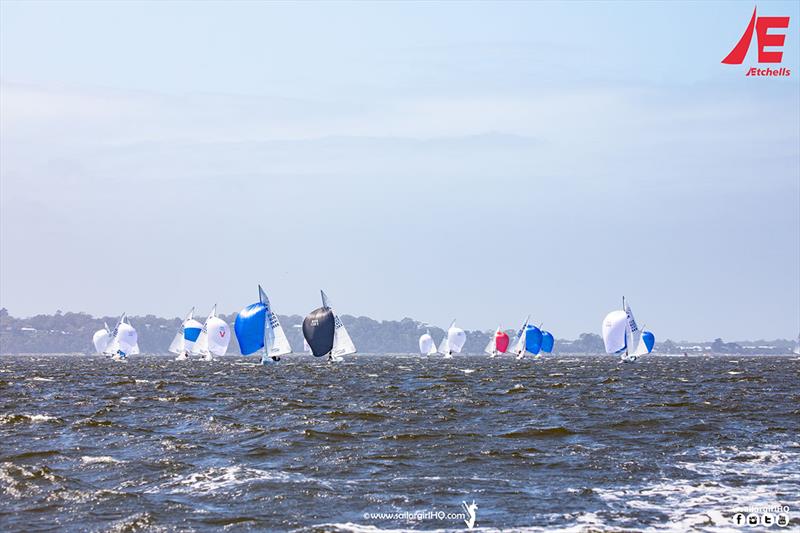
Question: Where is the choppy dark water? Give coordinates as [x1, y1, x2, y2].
[1, 354, 798, 532]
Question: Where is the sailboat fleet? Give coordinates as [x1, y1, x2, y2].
[90, 293, 659, 364]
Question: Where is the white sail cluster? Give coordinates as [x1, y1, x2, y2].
[170, 305, 231, 361]
[417, 320, 466, 358]
[92, 313, 138, 360]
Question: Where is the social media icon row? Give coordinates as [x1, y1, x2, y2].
[733, 513, 791, 527]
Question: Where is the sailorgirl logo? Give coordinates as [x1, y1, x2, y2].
[722, 6, 791, 76]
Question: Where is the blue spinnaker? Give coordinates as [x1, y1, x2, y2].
[540, 331, 554, 353]
[234, 302, 267, 355]
[184, 327, 202, 342]
[642, 331, 655, 353]
[525, 325, 543, 354]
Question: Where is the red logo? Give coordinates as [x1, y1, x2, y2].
[722, 6, 791, 76]
[220, 330, 225, 337]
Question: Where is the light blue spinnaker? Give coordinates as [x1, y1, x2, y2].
[525, 325, 543, 355]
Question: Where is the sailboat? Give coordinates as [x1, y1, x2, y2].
[602, 297, 655, 362]
[105, 314, 138, 360]
[437, 320, 466, 359]
[192, 305, 231, 361]
[234, 286, 293, 365]
[168, 308, 203, 360]
[302, 290, 356, 362]
[484, 327, 509, 357]
[419, 330, 438, 355]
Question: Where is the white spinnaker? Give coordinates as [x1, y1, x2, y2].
[93, 329, 111, 354]
[206, 316, 230, 356]
[510, 316, 530, 356]
[419, 332, 436, 355]
[602, 310, 628, 354]
[448, 325, 466, 354]
[438, 320, 455, 354]
[169, 308, 194, 355]
[624, 299, 642, 356]
[261, 287, 292, 357]
[485, 327, 500, 355]
[116, 322, 138, 355]
[125, 316, 140, 355]
[321, 290, 356, 357]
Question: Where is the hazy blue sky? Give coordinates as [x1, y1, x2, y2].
[1, 1, 798, 340]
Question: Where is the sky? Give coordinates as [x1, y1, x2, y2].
[1, 1, 798, 341]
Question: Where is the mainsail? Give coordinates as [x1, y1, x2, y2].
[624, 298, 643, 356]
[104, 313, 125, 355]
[510, 316, 530, 358]
[320, 290, 356, 357]
[260, 286, 292, 357]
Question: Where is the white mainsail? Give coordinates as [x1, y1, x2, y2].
[485, 327, 500, 357]
[321, 290, 356, 357]
[419, 331, 437, 355]
[261, 286, 292, 358]
[104, 313, 125, 355]
[511, 316, 530, 358]
[624, 298, 643, 356]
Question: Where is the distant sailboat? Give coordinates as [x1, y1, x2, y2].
[484, 327, 509, 357]
[419, 330, 438, 355]
[602, 297, 654, 362]
[438, 320, 466, 359]
[192, 305, 231, 361]
[302, 290, 356, 362]
[234, 286, 292, 365]
[107, 314, 137, 361]
[168, 308, 203, 360]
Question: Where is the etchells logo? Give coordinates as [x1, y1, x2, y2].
[722, 6, 791, 76]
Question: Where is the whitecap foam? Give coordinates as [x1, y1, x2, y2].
[81, 456, 124, 464]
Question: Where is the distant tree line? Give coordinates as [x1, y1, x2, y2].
[0, 308, 795, 355]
